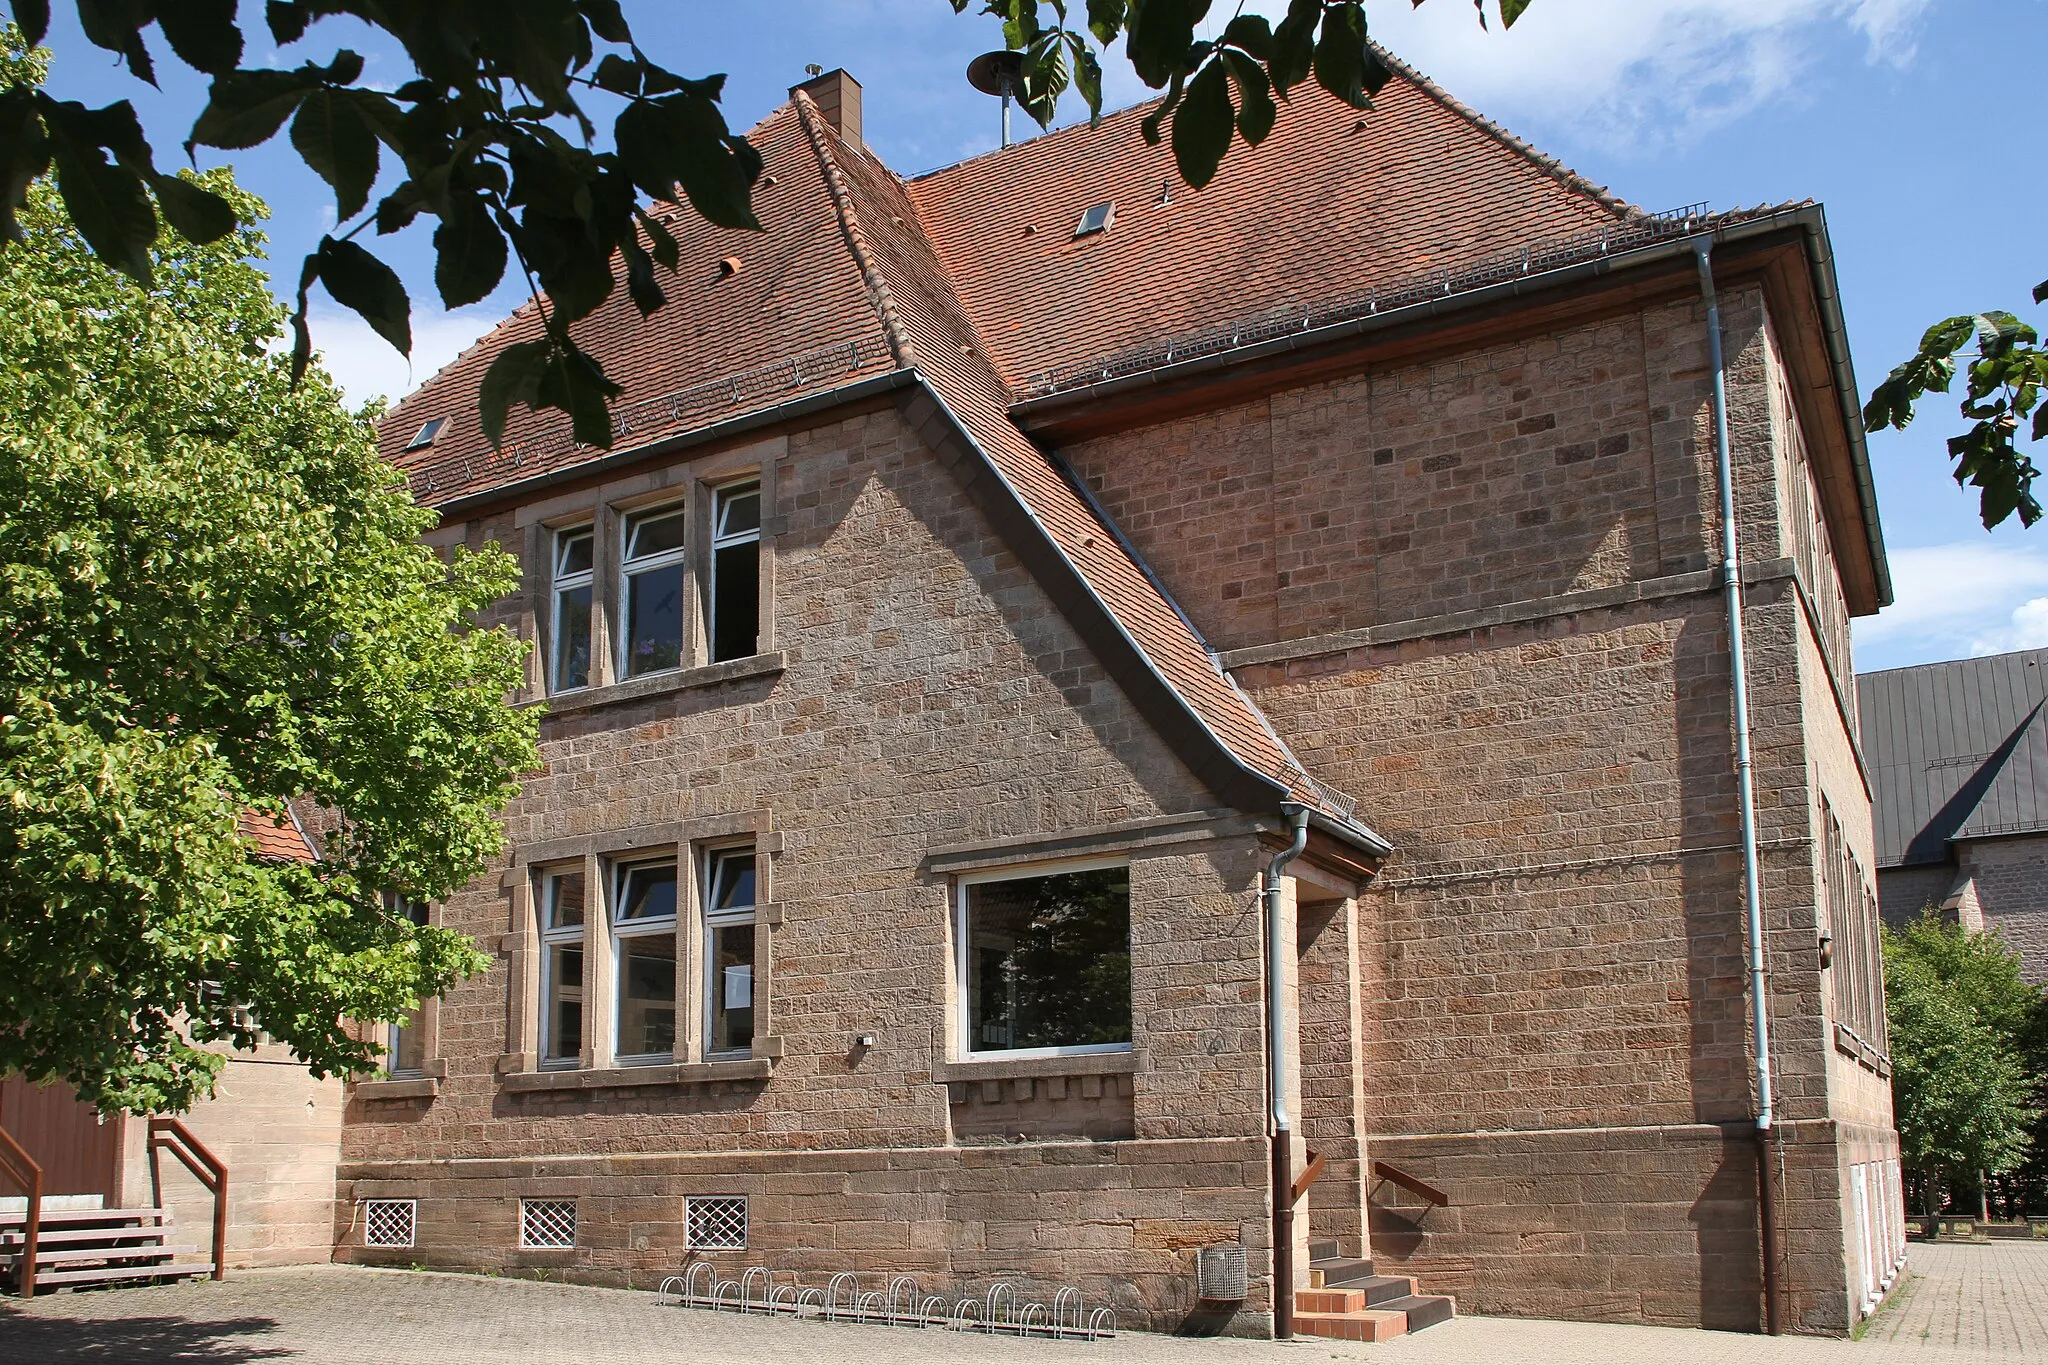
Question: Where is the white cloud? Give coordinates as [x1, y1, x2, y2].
[1338, 0, 1935, 151]
[1853, 540, 2048, 670]
[300, 307, 504, 410]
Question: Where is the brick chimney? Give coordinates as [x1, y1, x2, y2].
[791, 68, 862, 146]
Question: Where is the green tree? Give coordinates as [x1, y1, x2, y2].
[0, 136, 538, 1112]
[0, 1, 1531, 452]
[1883, 912, 2045, 1213]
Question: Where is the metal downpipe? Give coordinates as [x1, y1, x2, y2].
[1266, 803, 1310, 1340]
[1694, 238, 1783, 1336]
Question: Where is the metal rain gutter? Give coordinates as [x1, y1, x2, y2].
[1694, 238, 1783, 1337]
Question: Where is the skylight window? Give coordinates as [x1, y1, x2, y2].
[1072, 201, 1115, 238]
[404, 417, 447, 450]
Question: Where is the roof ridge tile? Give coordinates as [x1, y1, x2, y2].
[792, 90, 916, 370]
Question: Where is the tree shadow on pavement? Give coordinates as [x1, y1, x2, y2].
[0, 1306, 290, 1362]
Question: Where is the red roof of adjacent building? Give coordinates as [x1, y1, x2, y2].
[239, 808, 317, 863]
[375, 57, 1672, 846]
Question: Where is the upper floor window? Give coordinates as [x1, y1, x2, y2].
[704, 846, 757, 1056]
[538, 867, 587, 1068]
[386, 895, 430, 1077]
[957, 862, 1131, 1060]
[620, 504, 688, 678]
[550, 527, 594, 693]
[710, 482, 761, 663]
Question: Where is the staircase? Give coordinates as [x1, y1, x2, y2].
[0, 1200, 213, 1293]
[1297, 1239, 1455, 1342]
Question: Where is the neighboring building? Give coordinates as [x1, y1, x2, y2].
[1860, 648, 2048, 983]
[7, 55, 1905, 1334]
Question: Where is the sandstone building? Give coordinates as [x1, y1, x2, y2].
[4, 57, 1906, 1337]
[1862, 647, 2048, 983]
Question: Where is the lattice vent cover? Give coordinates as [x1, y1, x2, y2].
[521, 1198, 578, 1249]
[685, 1195, 748, 1250]
[364, 1199, 416, 1249]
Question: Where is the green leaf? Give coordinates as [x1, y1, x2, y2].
[190, 69, 316, 152]
[432, 192, 507, 308]
[621, 234, 663, 316]
[291, 87, 380, 221]
[314, 235, 410, 357]
[635, 207, 678, 271]
[1224, 50, 1276, 145]
[151, 173, 237, 245]
[1126, 0, 1208, 89]
[478, 338, 550, 447]
[1314, 2, 1373, 109]
[535, 341, 621, 448]
[1086, 0, 1128, 46]
[614, 92, 761, 231]
[1271, 0, 1321, 94]
[1500, 0, 1535, 27]
[156, 0, 245, 76]
[1172, 59, 1234, 190]
[76, 0, 156, 86]
[0, 87, 51, 244]
[13, 0, 50, 47]
[39, 98, 158, 285]
[572, 0, 633, 44]
[2034, 278, 2048, 307]
[1222, 14, 1274, 61]
[266, 2, 310, 45]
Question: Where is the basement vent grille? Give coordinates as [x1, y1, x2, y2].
[521, 1198, 578, 1249]
[1195, 1244, 1248, 1301]
[686, 1195, 749, 1250]
[363, 1199, 416, 1249]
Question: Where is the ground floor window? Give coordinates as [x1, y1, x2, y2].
[538, 867, 587, 1068]
[958, 861, 1131, 1058]
[385, 896, 430, 1077]
[685, 1195, 749, 1250]
[613, 858, 679, 1064]
[704, 846, 757, 1055]
[520, 1198, 577, 1249]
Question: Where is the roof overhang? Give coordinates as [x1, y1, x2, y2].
[1011, 205, 1891, 615]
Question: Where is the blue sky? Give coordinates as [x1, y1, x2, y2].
[36, 0, 2048, 673]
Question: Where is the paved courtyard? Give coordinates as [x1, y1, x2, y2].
[0, 1242, 2039, 1364]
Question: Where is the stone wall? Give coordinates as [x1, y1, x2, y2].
[1957, 837, 2048, 984]
[1064, 283, 1887, 1332]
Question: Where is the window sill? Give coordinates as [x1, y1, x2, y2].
[529, 651, 784, 715]
[500, 1057, 773, 1093]
[931, 1050, 1136, 1085]
[353, 1076, 440, 1101]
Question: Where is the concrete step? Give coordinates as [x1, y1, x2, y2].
[1307, 1238, 1343, 1262]
[1295, 1308, 1408, 1343]
[1383, 1293, 1457, 1333]
[1306, 1255, 1377, 1286]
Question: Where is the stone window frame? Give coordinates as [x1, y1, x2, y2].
[352, 897, 448, 1101]
[517, 439, 782, 715]
[498, 812, 784, 1092]
[951, 854, 1135, 1065]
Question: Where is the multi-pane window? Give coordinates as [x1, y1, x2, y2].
[620, 504, 688, 678]
[538, 867, 586, 1068]
[709, 482, 761, 663]
[704, 847, 757, 1055]
[959, 863, 1131, 1058]
[1822, 800, 1888, 1050]
[612, 859, 678, 1064]
[386, 895, 430, 1078]
[550, 526, 594, 693]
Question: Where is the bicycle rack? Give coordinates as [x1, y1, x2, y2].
[657, 1263, 1115, 1339]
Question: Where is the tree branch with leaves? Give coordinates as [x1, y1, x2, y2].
[0, 1, 1531, 453]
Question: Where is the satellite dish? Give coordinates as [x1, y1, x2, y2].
[967, 50, 1027, 148]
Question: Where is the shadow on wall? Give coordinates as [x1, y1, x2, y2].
[0, 1307, 288, 1363]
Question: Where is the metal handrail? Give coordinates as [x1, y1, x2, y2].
[147, 1118, 228, 1280]
[1373, 1159, 1449, 1209]
[0, 1124, 43, 1298]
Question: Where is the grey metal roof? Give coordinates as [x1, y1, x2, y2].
[1858, 648, 2048, 867]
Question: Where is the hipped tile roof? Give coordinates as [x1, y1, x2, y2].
[377, 56, 1664, 842]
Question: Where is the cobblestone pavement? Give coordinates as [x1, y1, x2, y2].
[0, 1243, 2037, 1365]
